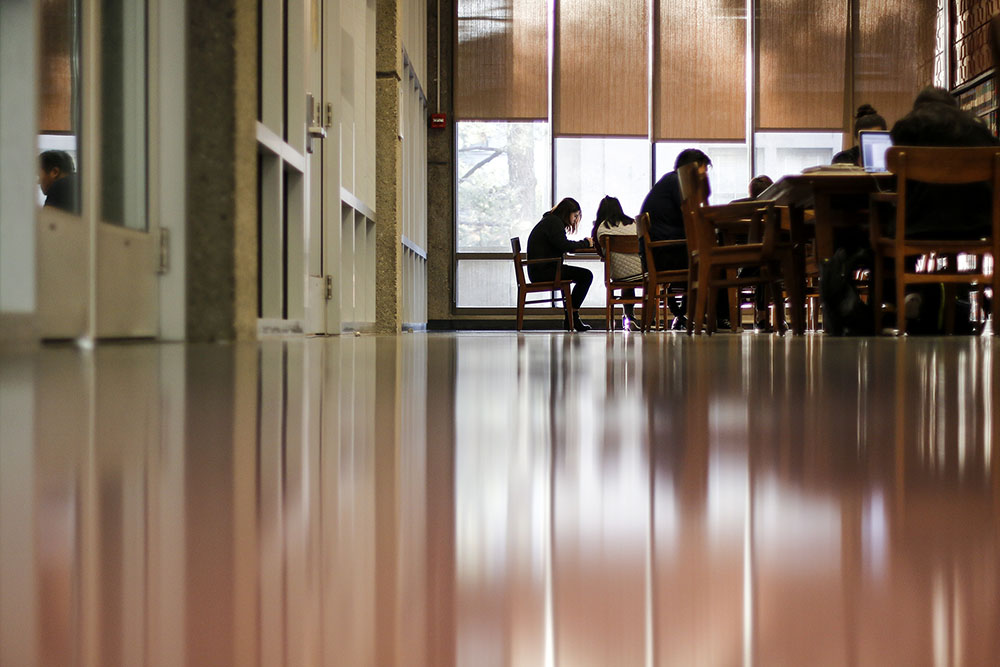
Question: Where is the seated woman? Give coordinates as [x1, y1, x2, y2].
[527, 197, 594, 331]
[591, 195, 642, 329]
[832, 104, 887, 166]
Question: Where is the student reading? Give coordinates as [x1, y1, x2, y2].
[526, 197, 594, 332]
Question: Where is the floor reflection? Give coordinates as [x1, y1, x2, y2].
[2, 333, 999, 665]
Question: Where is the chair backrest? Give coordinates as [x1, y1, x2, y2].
[677, 162, 713, 254]
[634, 212, 659, 273]
[601, 234, 641, 286]
[510, 237, 527, 288]
[887, 146, 1000, 241]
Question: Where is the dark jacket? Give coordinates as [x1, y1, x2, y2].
[890, 102, 1000, 239]
[44, 174, 79, 213]
[832, 145, 860, 166]
[640, 170, 685, 241]
[526, 212, 588, 280]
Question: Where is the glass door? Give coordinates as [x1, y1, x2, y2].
[37, 0, 159, 340]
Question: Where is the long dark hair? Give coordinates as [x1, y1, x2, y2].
[591, 195, 633, 257]
[549, 197, 582, 232]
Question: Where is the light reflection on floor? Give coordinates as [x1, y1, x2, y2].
[1, 333, 999, 666]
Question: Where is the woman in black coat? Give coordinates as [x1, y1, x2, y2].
[526, 197, 594, 331]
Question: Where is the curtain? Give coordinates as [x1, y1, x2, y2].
[655, 0, 746, 141]
[554, 0, 649, 136]
[757, 0, 848, 129]
[455, 0, 548, 120]
[856, 0, 937, 129]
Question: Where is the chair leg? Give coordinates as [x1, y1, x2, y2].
[873, 251, 884, 335]
[694, 264, 710, 335]
[895, 267, 906, 336]
[640, 284, 652, 332]
[993, 270, 1000, 336]
[727, 271, 740, 331]
[516, 290, 526, 331]
[563, 286, 574, 331]
[606, 289, 614, 332]
[686, 265, 696, 335]
[779, 253, 804, 335]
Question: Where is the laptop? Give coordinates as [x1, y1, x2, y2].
[859, 130, 893, 173]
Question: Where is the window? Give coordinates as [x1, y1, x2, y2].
[655, 143, 748, 205]
[457, 121, 551, 253]
[753, 132, 843, 181]
[555, 137, 650, 219]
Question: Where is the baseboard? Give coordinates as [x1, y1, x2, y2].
[0, 312, 39, 350]
[257, 318, 305, 336]
[428, 316, 605, 331]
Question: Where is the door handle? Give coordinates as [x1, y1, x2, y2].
[306, 93, 326, 153]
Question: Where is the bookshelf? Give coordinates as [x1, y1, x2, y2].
[951, 1, 999, 135]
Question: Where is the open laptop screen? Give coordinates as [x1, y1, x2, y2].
[859, 130, 893, 173]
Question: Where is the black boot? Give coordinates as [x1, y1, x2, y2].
[572, 314, 591, 332]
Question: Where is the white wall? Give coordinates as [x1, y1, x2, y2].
[0, 0, 39, 328]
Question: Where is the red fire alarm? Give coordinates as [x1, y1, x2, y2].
[430, 113, 447, 129]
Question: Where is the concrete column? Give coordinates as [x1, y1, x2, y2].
[426, 0, 455, 324]
[376, 0, 404, 334]
[185, 0, 258, 342]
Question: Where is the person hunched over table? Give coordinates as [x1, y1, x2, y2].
[526, 197, 594, 332]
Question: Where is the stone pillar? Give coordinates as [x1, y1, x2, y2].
[185, 0, 258, 342]
[376, 0, 404, 334]
[427, 0, 455, 325]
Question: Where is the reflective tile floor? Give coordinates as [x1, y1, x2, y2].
[2, 332, 1000, 666]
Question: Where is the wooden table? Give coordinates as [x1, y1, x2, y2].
[760, 171, 895, 331]
[762, 171, 894, 261]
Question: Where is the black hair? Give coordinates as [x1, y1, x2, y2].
[591, 195, 634, 256]
[39, 150, 76, 174]
[550, 197, 582, 231]
[912, 85, 958, 109]
[593, 195, 632, 228]
[853, 104, 887, 136]
[748, 175, 773, 199]
[674, 148, 711, 170]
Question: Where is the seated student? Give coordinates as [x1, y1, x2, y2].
[592, 195, 642, 329]
[527, 197, 594, 331]
[885, 86, 999, 332]
[640, 149, 732, 329]
[832, 104, 887, 166]
[38, 150, 79, 213]
[748, 175, 773, 199]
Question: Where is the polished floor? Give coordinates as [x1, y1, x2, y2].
[2, 332, 999, 666]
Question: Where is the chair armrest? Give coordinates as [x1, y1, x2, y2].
[523, 257, 564, 266]
[646, 238, 686, 249]
[701, 201, 770, 224]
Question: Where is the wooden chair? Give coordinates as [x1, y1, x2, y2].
[511, 237, 574, 331]
[635, 212, 688, 332]
[600, 234, 645, 330]
[871, 146, 1000, 335]
[677, 162, 805, 335]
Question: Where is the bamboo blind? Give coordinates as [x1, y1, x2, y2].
[757, 0, 848, 129]
[655, 0, 747, 141]
[855, 0, 937, 130]
[40, 0, 75, 133]
[455, 0, 548, 120]
[553, 0, 649, 137]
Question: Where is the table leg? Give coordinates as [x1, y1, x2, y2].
[787, 206, 808, 334]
